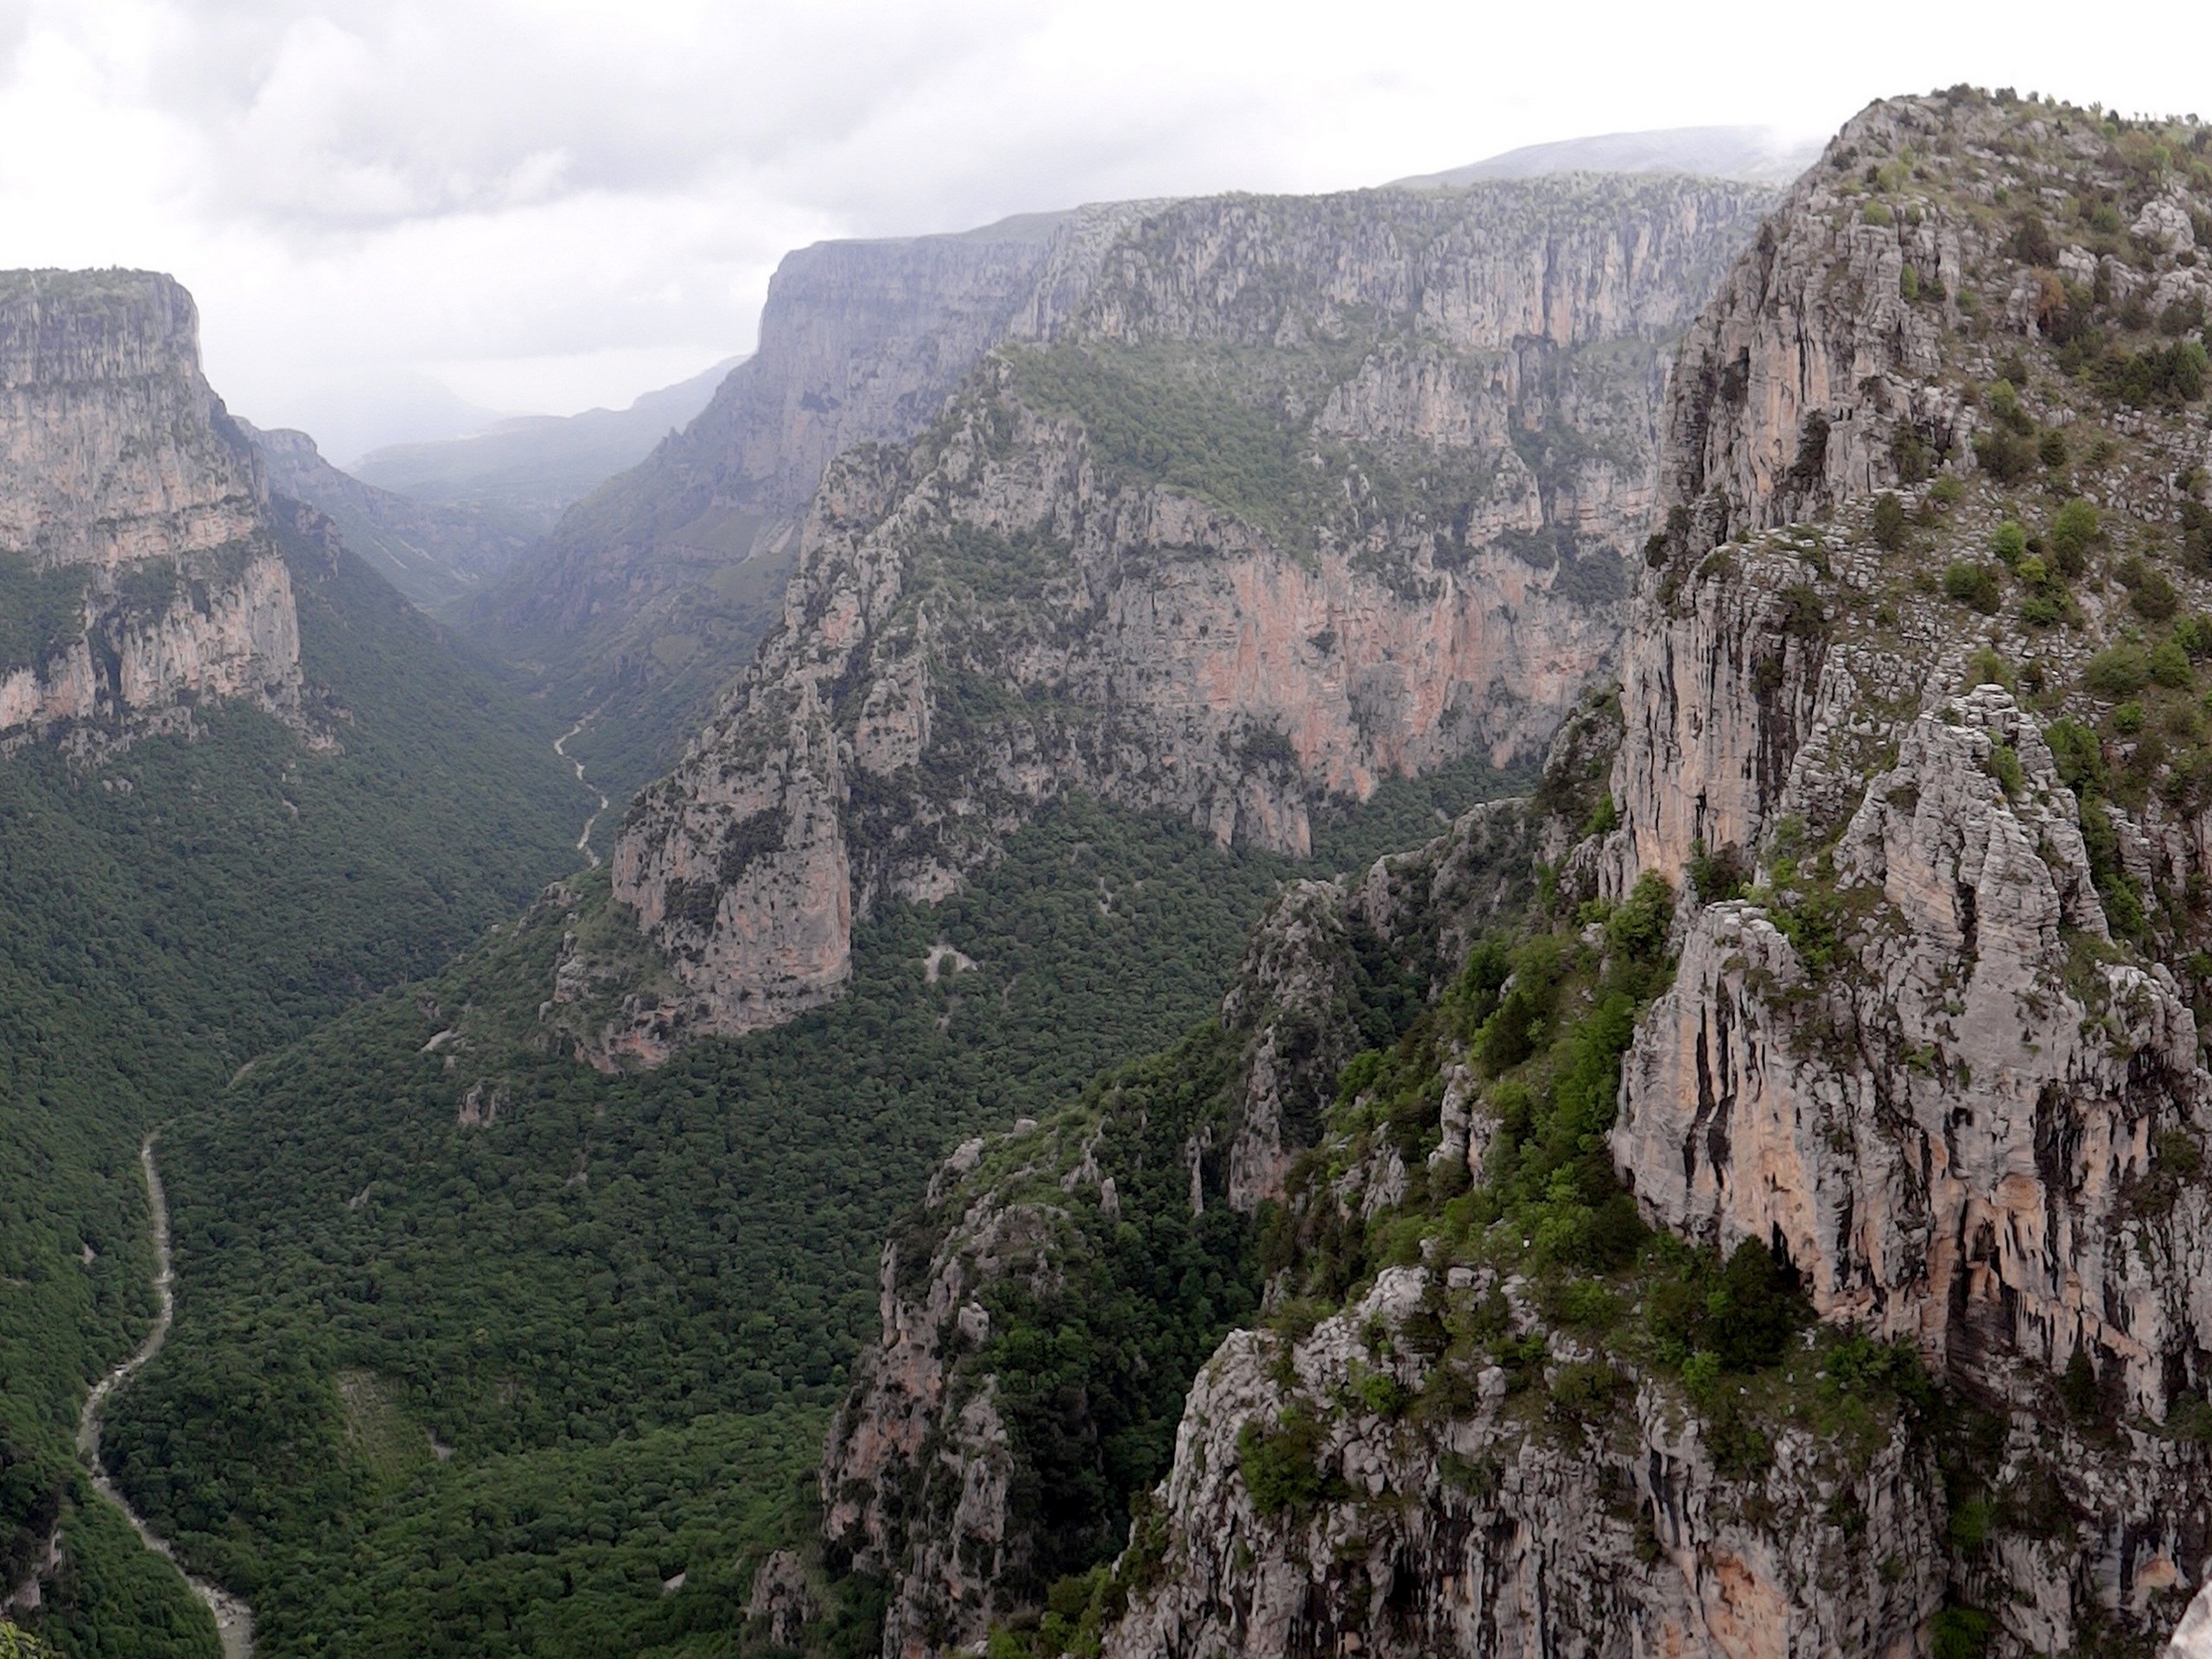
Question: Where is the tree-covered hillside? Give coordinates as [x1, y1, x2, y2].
[0, 510, 588, 1657]
[99, 747, 1522, 1655]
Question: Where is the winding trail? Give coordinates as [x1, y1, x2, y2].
[78, 1136, 255, 1657]
[554, 709, 611, 868]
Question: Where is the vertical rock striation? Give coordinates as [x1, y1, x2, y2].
[0, 270, 302, 748]
[612, 175, 1776, 1041]
[1602, 90, 2212, 1651]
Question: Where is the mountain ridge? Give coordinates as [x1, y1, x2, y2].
[817, 86, 2212, 1659]
[603, 172, 1777, 1050]
[351, 356, 743, 525]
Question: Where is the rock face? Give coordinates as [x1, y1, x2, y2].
[745, 1549, 820, 1649]
[1595, 90, 2212, 1651]
[473, 211, 1142, 795]
[821, 803, 1535, 1659]
[0, 270, 302, 747]
[613, 175, 1775, 1040]
[241, 421, 534, 616]
[1102, 1269, 1942, 1659]
[823, 90, 2212, 1659]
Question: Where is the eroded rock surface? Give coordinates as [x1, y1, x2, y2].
[0, 270, 303, 748]
[616, 175, 1774, 1040]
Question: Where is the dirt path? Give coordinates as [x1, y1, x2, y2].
[554, 709, 611, 868]
[77, 1135, 255, 1659]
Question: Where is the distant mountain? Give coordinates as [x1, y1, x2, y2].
[1394, 123, 1823, 188]
[468, 216, 1137, 804]
[254, 371, 506, 472]
[351, 357, 742, 529]
[240, 421, 537, 618]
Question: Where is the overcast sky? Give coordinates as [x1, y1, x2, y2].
[4, 0, 2208, 461]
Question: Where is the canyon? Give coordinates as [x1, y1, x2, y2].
[608, 173, 1777, 1044]
[9, 86, 2212, 1659]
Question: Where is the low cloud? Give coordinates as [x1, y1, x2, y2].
[3, 0, 2201, 458]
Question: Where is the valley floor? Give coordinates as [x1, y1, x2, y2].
[77, 1140, 252, 1659]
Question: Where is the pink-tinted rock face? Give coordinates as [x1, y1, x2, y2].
[1617, 691, 2205, 1405]
[1599, 91, 2212, 1653]
[613, 175, 1776, 1042]
[0, 269, 303, 745]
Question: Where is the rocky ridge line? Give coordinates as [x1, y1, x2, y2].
[606, 174, 1777, 1048]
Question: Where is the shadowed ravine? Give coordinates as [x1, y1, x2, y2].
[77, 1136, 256, 1659]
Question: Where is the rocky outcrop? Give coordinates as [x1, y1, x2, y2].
[821, 800, 1535, 1658]
[0, 270, 303, 748]
[1599, 90, 2212, 1652]
[614, 175, 1775, 1040]
[1102, 1268, 1942, 1659]
[745, 1549, 820, 1649]
[241, 421, 533, 616]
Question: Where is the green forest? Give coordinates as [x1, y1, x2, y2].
[1, 322, 1538, 1658]
[94, 716, 1517, 1656]
[0, 520, 589, 1656]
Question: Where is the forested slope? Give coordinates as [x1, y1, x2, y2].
[1, 509, 588, 1656]
[102, 751, 1525, 1655]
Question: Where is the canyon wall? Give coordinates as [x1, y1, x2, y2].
[470, 210, 1148, 794]
[0, 270, 302, 748]
[610, 175, 1777, 1043]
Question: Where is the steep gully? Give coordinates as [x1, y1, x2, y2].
[554, 709, 610, 868]
[77, 1136, 255, 1659]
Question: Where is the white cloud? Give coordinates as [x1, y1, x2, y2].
[3, 0, 2206, 456]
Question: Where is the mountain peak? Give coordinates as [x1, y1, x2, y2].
[1395, 123, 1824, 190]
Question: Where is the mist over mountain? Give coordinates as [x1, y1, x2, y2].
[351, 357, 744, 527]
[1395, 123, 1825, 188]
[4, 68, 2212, 1659]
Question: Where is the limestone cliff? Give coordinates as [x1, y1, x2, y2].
[613, 175, 1775, 1041]
[822, 90, 2212, 1659]
[1595, 88, 2212, 1651]
[0, 270, 303, 749]
[474, 210, 1142, 797]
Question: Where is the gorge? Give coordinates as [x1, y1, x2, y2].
[3, 83, 2210, 1659]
